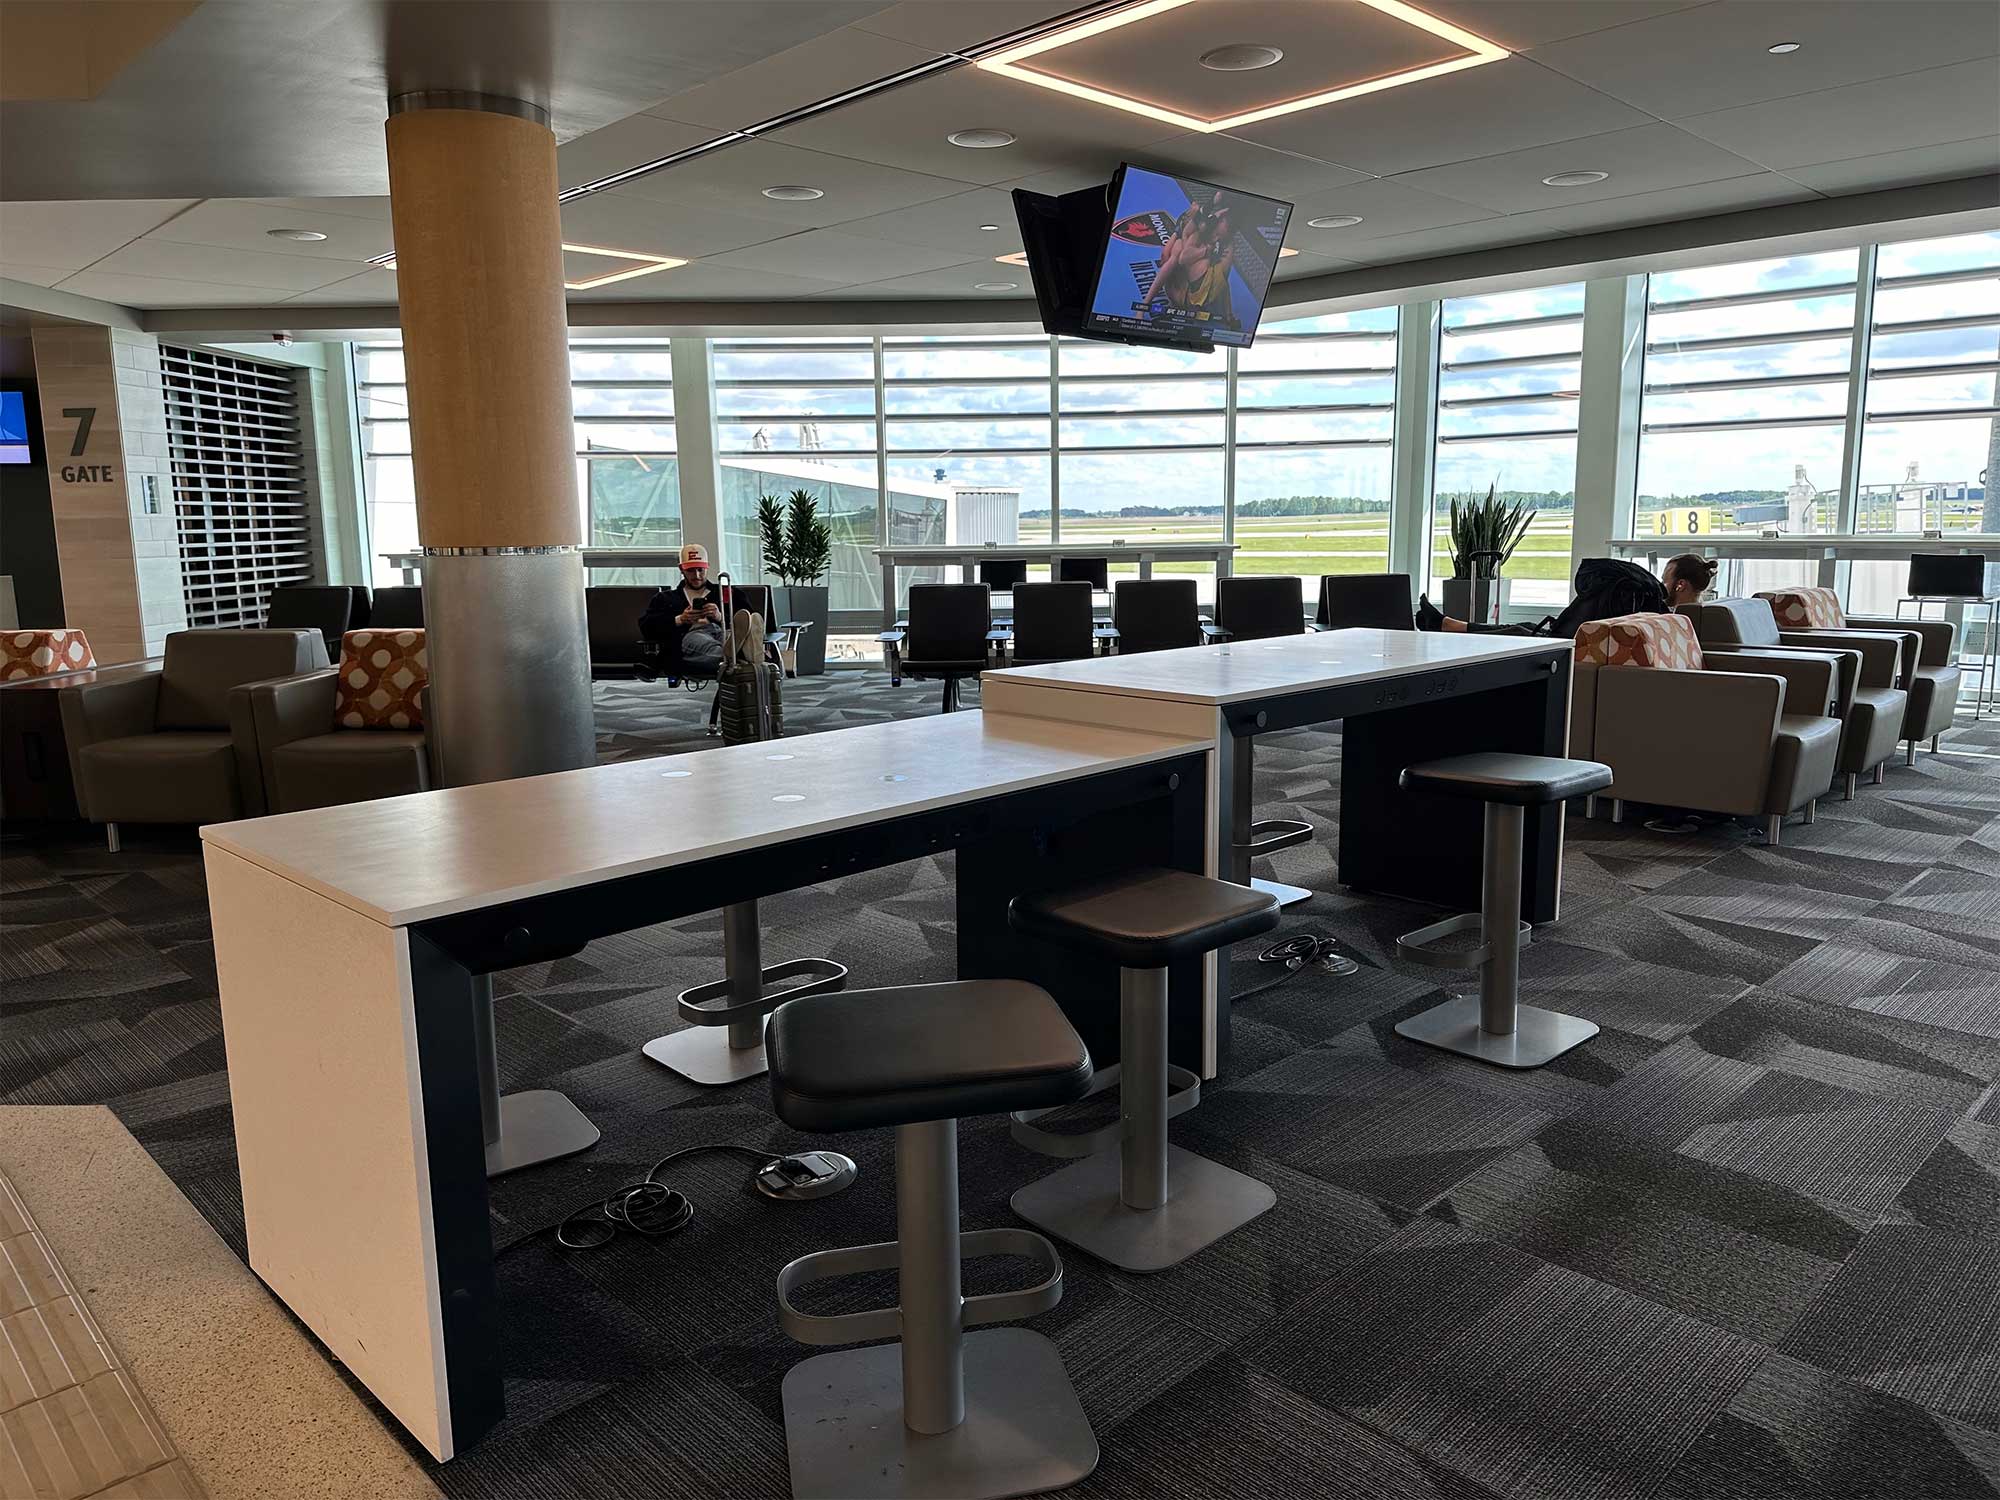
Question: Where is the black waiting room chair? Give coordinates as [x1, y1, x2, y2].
[881, 583, 992, 712]
[1112, 579, 1204, 653]
[369, 585, 425, 629]
[1212, 575, 1306, 642]
[1007, 581, 1097, 667]
[265, 585, 355, 661]
[978, 558, 1028, 592]
[1317, 573, 1416, 631]
[1057, 556, 1109, 591]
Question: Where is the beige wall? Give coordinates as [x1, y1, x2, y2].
[31, 324, 186, 663]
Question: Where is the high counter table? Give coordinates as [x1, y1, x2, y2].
[200, 711, 1207, 1461]
[873, 541, 1237, 629]
[985, 628, 1574, 1067]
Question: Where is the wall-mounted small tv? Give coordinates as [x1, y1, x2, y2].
[1012, 163, 1292, 354]
[0, 389, 31, 465]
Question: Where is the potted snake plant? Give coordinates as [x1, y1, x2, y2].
[1441, 482, 1536, 626]
[758, 489, 834, 675]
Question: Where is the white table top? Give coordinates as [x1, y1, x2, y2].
[987, 628, 1566, 706]
[875, 542, 1236, 558]
[202, 711, 1207, 928]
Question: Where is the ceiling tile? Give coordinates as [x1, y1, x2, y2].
[644, 27, 945, 132]
[817, 260, 1031, 300]
[837, 187, 1029, 254]
[88, 237, 360, 293]
[565, 262, 844, 302]
[54, 270, 287, 308]
[1520, 171, 1819, 235]
[1676, 60, 2000, 170]
[557, 114, 720, 193]
[251, 196, 391, 222]
[1285, 176, 1500, 244]
[148, 198, 393, 262]
[284, 269, 400, 305]
[706, 229, 971, 283]
[0, 264, 69, 288]
[0, 199, 196, 274]
[1391, 122, 1768, 215]
[1529, 0, 2000, 119]
[1273, 247, 1366, 281]
[1332, 215, 1576, 267]
[607, 137, 970, 227]
[848, 1, 1084, 54]
[767, 65, 1179, 186]
[1228, 57, 1650, 176]
[1416, 0, 1709, 52]
[561, 190, 801, 260]
[1127, 134, 1372, 201]
[1780, 136, 2000, 196]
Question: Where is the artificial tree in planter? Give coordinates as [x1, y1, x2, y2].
[757, 489, 834, 675]
[1441, 482, 1536, 626]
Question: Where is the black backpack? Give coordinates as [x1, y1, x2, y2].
[1546, 557, 1669, 639]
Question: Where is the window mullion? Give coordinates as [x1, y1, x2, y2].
[1836, 244, 1879, 535]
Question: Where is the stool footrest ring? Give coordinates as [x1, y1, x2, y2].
[1237, 817, 1313, 858]
[1394, 912, 1532, 971]
[1008, 1063, 1201, 1159]
[775, 1228, 1065, 1347]
[676, 958, 848, 1026]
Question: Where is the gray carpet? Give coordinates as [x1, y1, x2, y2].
[5, 670, 2000, 1500]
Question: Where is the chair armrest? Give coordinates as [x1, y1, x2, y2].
[57, 672, 161, 747]
[1703, 650, 1838, 718]
[1305, 622, 1325, 632]
[1200, 623, 1231, 641]
[238, 670, 340, 819]
[1778, 630, 1902, 689]
[1093, 626, 1120, 638]
[876, 629, 906, 645]
[985, 628, 1012, 643]
[1846, 615, 1953, 667]
[1594, 665, 1782, 815]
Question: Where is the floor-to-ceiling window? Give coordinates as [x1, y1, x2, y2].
[356, 339, 680, 586]
[1235, 308, 1397, 603]
[1433, 285, 1584, 609]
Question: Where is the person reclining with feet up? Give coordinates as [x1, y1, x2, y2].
[639, 543, 728, 673]
[1416, 553, 1716, 637]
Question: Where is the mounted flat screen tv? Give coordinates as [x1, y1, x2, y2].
[0, 390, 30, 464]
[1013, 164, 1292, 353]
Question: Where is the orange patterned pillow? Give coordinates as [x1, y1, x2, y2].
[1574, 612, 1703, 670]
[0, 629, 95, 681]
[1756, 587, 1843, 629]
[335, 629, 427, 730]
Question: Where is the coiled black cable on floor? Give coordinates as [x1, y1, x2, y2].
[528, 1143, 777, 1252]
[1232, 930, 1362, 1003]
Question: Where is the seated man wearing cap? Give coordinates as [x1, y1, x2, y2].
[639, 543, 727, 672]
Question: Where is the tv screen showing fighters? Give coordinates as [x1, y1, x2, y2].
[1082, 165, 1292, 351]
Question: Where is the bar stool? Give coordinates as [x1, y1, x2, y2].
[1008, 868, 1279, 1273]
[769, 980, 1098, 1500]
[1393, 752, 1611, 1069]
[472, 975, 599, 1176]
[642, 899, 846, 1085]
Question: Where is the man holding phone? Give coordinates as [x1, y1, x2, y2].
[639, 543, 728, 671]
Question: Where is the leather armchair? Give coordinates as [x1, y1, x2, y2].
[1686, 599, 1909, 797]
[58, 628, 327, 846]
[1844, 613, 1959, 760]
[243, 669, 430, 813]
[1571, 650, 1842, 843]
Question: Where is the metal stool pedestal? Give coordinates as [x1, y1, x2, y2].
[644, 899, 846, 1086]
[473, 976, 599, 1176]
[1230, 731, 1313, 908]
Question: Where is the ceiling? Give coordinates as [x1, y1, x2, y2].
[1, 0, 1996, 320]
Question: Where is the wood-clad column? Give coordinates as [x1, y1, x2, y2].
[384, 92, 593, 785]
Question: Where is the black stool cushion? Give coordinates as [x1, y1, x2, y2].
[1010, 868, 1279, 969]
[767, 980, 1091, 1132]
[1400, 751, 1612, 806]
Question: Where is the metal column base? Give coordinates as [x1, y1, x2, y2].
[485, 1089, 600, 1176]
[781, 1328, 1097, 1500]
[1010, 1145, 1274, 1273]
[1394, 995, 1598, 1069]
[642, 1023, 772, 1087]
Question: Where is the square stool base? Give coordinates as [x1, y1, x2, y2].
[485, 1090, 599, 1177]
[1250, 876, 1314, 909]
[782, 1327, 1097, 1500]
[642, 1024, 766, 1086]
[1394, 995, 1598, 1069]
[1009, 1145, 1275, 1273]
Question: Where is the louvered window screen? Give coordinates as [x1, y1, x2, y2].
[162, 345, 313, 628]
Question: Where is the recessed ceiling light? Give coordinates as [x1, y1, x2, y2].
[1767, 41, 1801, 53]
[948, 128, 1016, 149]
[978, 223, 1002, 231]
[994, 251, 1030, 266]
[762, 185, 824, 201]
[380, 242, 688, 290]
[1277, 247, 1299, 258]
[1306, 214, 1364, 229]
[978, 0, 1509, 134]
[267, 228, 328, 242]
[1199, 43, 1284, 71]
[1542, 170, 1610, 187]
[975, 281, 1019, 291]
